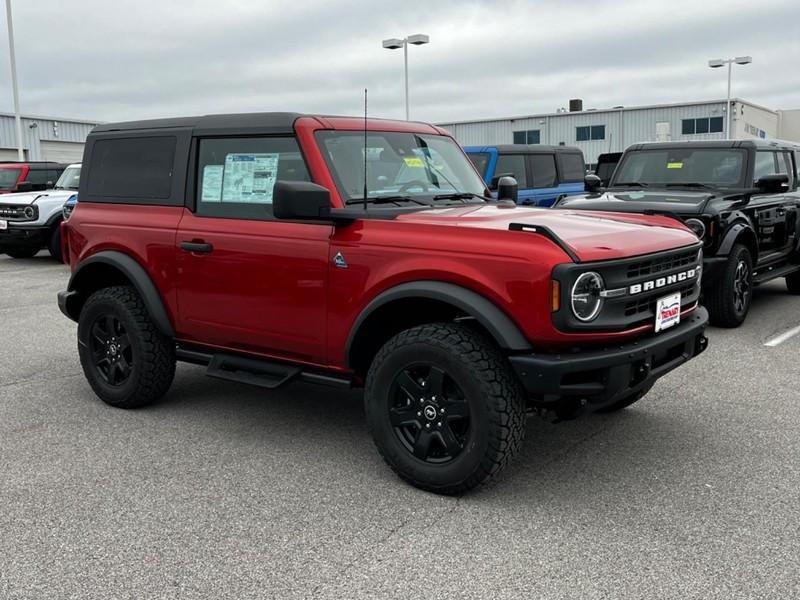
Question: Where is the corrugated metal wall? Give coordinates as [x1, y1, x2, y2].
[439, 101, 759, 165]
[0, 114, 96, 161]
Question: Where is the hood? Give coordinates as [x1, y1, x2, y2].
[0, 189, 76, 206]
[557, 189, 719, 215]
[394, 203, 699, 262]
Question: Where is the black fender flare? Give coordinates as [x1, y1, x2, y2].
[345, 280, 533, 367]
[67, 250, 175, 337]
[717, 221, 757, 256]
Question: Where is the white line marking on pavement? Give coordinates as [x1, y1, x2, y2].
[764, 324, 800, 347]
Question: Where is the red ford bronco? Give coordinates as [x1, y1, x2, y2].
[58, 113, 708, 493]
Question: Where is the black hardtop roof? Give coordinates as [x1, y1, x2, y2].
[491, 144, 583, 154]
[626, 139, 799, 152]
[92, 112, 304, 134]
[0, 161, 65, 168]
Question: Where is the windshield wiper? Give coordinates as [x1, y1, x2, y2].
[612, 181, 649, 188]
[431, 192, 486, 202]
[664, 182, 716, 190]
[345, 195, 430, 206]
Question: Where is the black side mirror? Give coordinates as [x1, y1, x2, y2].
[756, 174, 789, 194]
[273, 180, 331, 221]
[490, 172, 514, 190]
[584, 174, 602, 193]
[496, 176, 518, 203]
[16, 181, 33, 193]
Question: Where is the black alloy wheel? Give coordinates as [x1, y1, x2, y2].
[732, 259, 751, 315]
[388, 364, 471, 464]
[88, 314, 133, 386]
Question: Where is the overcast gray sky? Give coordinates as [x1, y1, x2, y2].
[1, 0, 798, 124]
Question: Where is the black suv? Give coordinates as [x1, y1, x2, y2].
[558, 140, 800, 327]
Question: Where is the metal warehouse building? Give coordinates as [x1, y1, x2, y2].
[0, 112, 97, 163]
[439, 99, 800, 168]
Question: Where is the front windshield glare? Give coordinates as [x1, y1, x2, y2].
[317, 131, 486, 202]
[55, 166, 81, 190]
[613, 149, 745, 187]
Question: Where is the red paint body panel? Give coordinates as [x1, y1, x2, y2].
[64, 115, 702, 374]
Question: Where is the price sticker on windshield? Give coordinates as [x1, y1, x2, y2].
[403, 157, 424, 168]
[666, 162, 683, 169]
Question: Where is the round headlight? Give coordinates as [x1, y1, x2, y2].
[23, 206, 35, 220]
[571, 272, 604, 322]
[684, 218, 706, 239]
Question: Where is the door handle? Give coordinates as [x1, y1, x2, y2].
[180, 241, 213, 254]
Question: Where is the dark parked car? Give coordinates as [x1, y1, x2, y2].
[558, 140, 800, 327]
[0, 161, 66, 194]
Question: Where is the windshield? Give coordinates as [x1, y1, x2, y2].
[54, 166, 81, 190]
[317, 131, 487, 204]
[612, 148, 746, 189]
[0, 167, 22, 189]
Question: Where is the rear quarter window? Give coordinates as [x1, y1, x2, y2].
[557, 153, 586, 183]
[86, 136, 177, 200]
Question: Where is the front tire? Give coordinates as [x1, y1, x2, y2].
[365, 322, 526, 495]
[47, 226, 62, 262]
[706, 244, 753, 328]
[78, 286, 176, 408]
[785, 269, 800, 294]
[4, 246, 39, 259]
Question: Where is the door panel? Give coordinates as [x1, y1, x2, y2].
[175, 211, 332, 363]
[750, 151, 796, 258]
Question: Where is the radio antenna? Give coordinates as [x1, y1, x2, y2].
[363, 88, 368, 213]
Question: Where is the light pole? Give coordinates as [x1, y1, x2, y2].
[382, 34, 430, 120]
[4, 0, 24, 160]
[708, 56, 752, 139]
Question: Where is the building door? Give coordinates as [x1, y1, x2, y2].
[655, 122, 671, 142]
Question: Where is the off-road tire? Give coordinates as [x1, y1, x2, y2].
[595, 383, 654, 414]
[785, 269, 800, 294]
[706, 244, 753, 328]
[47, 226, 62, 262]
[364, 322, 526, 495]
[4, 246, 39, 259]
[78, 286, 175, 408]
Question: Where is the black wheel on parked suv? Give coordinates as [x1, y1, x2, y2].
[785, 269, 800, 294]
[364, 322, 526, 495]
[706, 244, 753, 328]
[4, 246, 39, 259]
[78, 285, 176, 408]
[47, 226, 62, 262]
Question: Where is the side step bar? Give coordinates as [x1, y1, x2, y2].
[175, 347, 351, 390]
[754, 262, 800, 285]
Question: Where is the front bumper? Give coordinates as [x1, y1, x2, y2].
[0, 224, 49, 248]
[509, 307, 708, 409]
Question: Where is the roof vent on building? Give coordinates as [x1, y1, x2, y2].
[569, 99, 583, 112]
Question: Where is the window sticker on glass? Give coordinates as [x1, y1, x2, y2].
[222, 153, 279, 203]
[201, 165, 224, 202]
[404, 157, 424, 168]
[667, 162, 683, 169]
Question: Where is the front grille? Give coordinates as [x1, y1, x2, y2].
[627, 248, 697, 278]
[624, 282, 696, 318]
[0, 204, 36, 221]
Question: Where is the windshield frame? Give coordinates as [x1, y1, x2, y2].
[609, 147, 748, 191]
[315, 130, 488, 207]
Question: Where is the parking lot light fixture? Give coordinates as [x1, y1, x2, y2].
[382, 33, 430, 120]
[4, 0, 24, 161]
[708, 56, 753, 139]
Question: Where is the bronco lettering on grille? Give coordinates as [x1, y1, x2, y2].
[628, 267, 698, 295]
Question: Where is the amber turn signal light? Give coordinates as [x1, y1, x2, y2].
[551, 280, 560, 312]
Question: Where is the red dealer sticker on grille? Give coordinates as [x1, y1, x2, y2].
[655, 292, 681, 332]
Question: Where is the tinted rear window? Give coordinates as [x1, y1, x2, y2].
[87, 136, 176, 199]
[530, 154, 557, 188]
[558, 153, 585, 182]
[467, 152, 490, 177]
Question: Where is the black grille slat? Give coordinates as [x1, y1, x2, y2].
[626, 249, 697, 279]
[624, 282, 696, 317]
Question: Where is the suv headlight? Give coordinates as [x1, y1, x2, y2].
[571, 271, 604, 322]
[684, 218, 706, 239]
[23, 206, 36, 220]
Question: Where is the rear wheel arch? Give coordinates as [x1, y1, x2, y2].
[346, 281, 532, 377]
[66, 251, 175, 338]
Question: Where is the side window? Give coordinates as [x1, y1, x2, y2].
[779, 152, 794, 188]
[27, 169, 51, 189]
[753, 151, 777, 183]
[530, 154, 557, 188]
[557, 153, 585, 183]
[88, 137, 176, 199]
[493, 154, 527, 187]
[467, 152, 490, 178]
[196, 136, 310, 220]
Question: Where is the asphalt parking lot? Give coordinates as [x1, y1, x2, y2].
[1, 253, 798, 600]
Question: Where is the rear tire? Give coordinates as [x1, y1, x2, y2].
[78, 286, 175, 408]
[364, 322, 526, 495]
[785, 269, 800, 294]
[4, 246, 39, 259]
[706, 244, 753, 328]
[47, 226, 62, 262]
